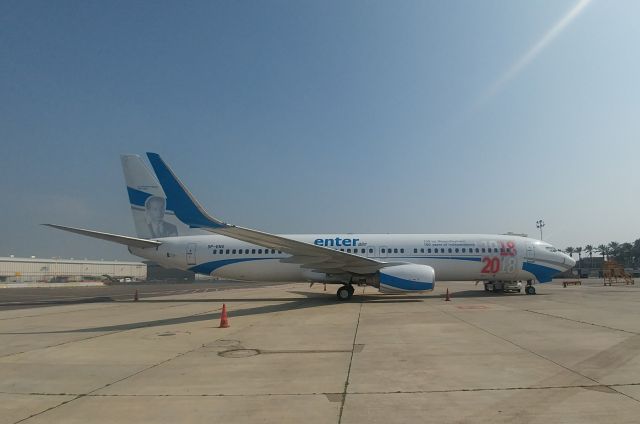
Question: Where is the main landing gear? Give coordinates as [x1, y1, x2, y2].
[525, 280, 536, 295]
[336, 284, 355, 301]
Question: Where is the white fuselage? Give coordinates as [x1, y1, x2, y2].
[130, 234, 574, 284]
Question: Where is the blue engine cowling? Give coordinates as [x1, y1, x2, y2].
[377, 264, 435, 293]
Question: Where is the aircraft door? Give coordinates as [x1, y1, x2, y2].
[186, 243, 197, 265]
[525, 243, 535, 260]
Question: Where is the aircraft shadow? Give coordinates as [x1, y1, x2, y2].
[0, 296, 115, 308]
[0, 290, 423, 335]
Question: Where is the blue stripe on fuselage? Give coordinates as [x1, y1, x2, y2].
[522, 261, 561, 283]
[189, 258, 272, 275]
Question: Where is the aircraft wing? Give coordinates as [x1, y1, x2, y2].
[146, 153, 388, 275]
[43, 224, 162, 249]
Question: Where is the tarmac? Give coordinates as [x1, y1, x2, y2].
[1, 278, 640, 423]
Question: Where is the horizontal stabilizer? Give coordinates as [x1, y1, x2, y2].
[43, 224, 162, 249]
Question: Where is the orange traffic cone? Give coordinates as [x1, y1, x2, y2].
[134, 289, 139, 302]
[444, 288, 451, 301]
[219, 304, 230, 328]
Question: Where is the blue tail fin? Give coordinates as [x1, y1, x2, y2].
[146, 153, 227, 230]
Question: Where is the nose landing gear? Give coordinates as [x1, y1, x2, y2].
[336, 284, 355, 301]
[525, 280, 536, 295]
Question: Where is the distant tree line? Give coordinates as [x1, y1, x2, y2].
[564, 240, 640, 269]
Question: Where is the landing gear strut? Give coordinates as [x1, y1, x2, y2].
[525, 280, 536, 295]
[336, 284, 355, 301]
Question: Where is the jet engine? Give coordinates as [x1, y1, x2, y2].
[376, 264, 435, 293]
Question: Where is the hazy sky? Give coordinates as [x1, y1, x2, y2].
[1, 0, 639, 260]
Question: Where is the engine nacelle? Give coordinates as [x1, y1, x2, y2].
[377, 264, 435, 293]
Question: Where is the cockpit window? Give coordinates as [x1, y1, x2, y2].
[545, 246, 558, 252]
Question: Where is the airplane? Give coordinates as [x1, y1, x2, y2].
[45, 153, 576, 300]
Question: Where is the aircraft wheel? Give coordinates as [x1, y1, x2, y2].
[337, 286, 352, 301]
[525, 286, 536, 295]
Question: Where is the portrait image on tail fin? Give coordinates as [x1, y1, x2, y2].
[121, 154, 209, 239]
[145, 195, 178, 238]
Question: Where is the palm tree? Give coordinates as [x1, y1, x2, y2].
[575, 246, 583, 275]
[584, 245, 594, 269]
[619, 243, 633, 268]
[608, 242, 620, 262]
[565, 247, 575, 259]
[633, 239, 640, 267]
[596, 244, 608, 261]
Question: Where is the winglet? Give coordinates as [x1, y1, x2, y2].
[146, 153, 227, 229]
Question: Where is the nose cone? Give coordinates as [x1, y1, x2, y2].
[564, 255, 576, 268]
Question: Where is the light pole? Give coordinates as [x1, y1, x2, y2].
[536, 220, 545, 240]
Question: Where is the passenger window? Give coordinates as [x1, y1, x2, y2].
[232, 249, 236, 254]
[481, 248, 485, 253]
[340, 248, 345, 252]
[448, 248, 452, 253]
[245, 249, 249, 254]
[347, 248, 351, 253]
[258, 249, 262, 254]
[225, 249, 230, 254]
[462, 248, 466, 253]
[420, 248, 424, 253]
[414, 248, 418, 254]
[427, 248, 431, 253]
[252, 249, 256, 254]
[271, 249, 276, 254]
[494, 248, 498, 253]
[400, 248, 404, 253]
[212, 249, 217, 254]
[361, 249, 365, 253]
[278, 250, 282, 254]
[455, 248, 459, 253]
[369, 248, 373, 253]
[476, 248, 480, 253]
[394, 248, 398, 254]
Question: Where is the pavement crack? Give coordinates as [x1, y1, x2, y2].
[12, 336, 214, 423]
[7, 382, 640, 399]
[338, 301, 363, 424]
[524, 309, 639, 335]
[439, 308, 640, 404]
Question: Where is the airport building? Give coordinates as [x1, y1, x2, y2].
[0, 256, 147, 283]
